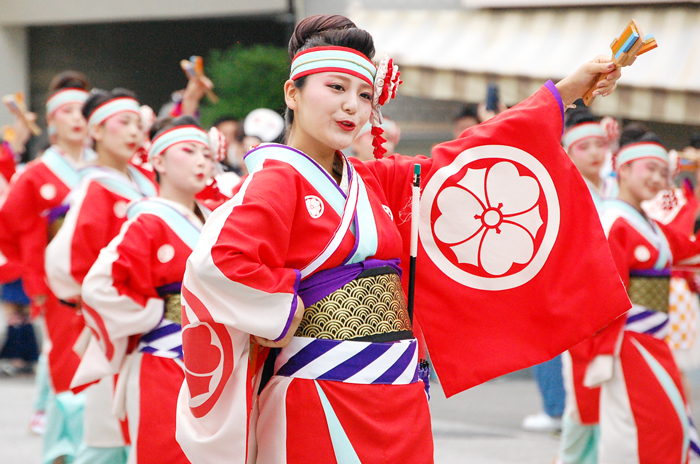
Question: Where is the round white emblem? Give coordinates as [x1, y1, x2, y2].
[305, 195, 324, 219]
[157, 244, 176, 263]
[634, 245, 651, 263]
[113, 201, 129, 219]
[420, 145, 560, 291]
[40, 183, 57, 200]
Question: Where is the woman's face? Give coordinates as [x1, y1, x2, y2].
[286, 72, 373, 155]
[93, 112, 143, 163]
[154, 141, 213, 195]
[48, 103, 88, 146]
[619, 158, 670, 204]
[569, 137, 608, 182]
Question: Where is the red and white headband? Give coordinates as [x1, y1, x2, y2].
[87, 97, 140, 134]
[614, 142, 669, 171]
[561, 122, 607, 152]
[148, 125, 210, 160]
[46, 88, 89, 116]
[290, 46, 402, 159]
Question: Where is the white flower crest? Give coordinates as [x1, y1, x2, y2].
[433, 161, 544, 276]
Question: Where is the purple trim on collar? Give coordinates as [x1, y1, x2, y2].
[156, 282, 182, 297]
[629, 268, 671, 278]
[47, 203, 70, 224]
[544, 80, 565, 134]
[244, 144, 347, 199]
[341, 156, 359, 264]
[343, 209, 361, 266]
[274, 270, 302, 342]
[299, 258, 402, 307]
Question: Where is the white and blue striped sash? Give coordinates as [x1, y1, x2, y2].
[625, 305, 669, 340]
[139, 280, 184, 359]
[137, 318, 182, 359]
[274, 336, 419, 385]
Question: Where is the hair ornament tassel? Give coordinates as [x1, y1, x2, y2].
[371, 56, 402, 159]
[208, 126, 228, 163]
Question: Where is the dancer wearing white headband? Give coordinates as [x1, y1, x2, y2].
[582, 125, 700, 464]
[177, 14, 631, 464]
[0, 70, 94, 464]
[557, 109, 616, 464]
[561, 111, 617, 207]
[79, 115, 214, 464]
[45, 88, 157, 464]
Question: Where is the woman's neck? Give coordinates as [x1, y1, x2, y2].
[95, 147, 129, 176]
[287, 126, 337, 178]
[158, 181, 196, 212]
[616, 186, 643, 212]
[55, 139, 84, 161]
[584, 173, 602, 191]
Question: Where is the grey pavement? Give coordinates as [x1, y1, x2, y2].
[0, 369, 557, 464]
[2, 369, 700, 463]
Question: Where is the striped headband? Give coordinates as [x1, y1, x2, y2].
[615, 142, 669, 171]
[148, 125, 209, 159]
[87, 97, 140, 132]
[562, 122, 607, 152]
[290, 46, 377, 86]
[46, 89, 89, 116]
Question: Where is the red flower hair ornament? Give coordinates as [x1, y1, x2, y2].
[370, 56, 402, 159]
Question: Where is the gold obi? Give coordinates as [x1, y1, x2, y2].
[627, 276, 670, 313]
[48, 217, 65, 242]
[295, 270, 413, 342]
[163, 293, 182, 324]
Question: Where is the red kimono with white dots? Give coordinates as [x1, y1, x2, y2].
[0, 147, 90, 392]
[44, 163, 157, 447]
[80, 198, 206, 464]
[585, 199, 700, 464]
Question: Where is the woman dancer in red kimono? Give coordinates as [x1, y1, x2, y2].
[587, 125, 700, 464]
[80, 116, 215, 464]
[45, 88, 157, 464]
[176, 14, 628, 464]
[0, 71, 93, 464]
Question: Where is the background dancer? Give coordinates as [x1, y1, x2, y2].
[0, 71, 93, 464]
[588, 125, 700, 464]
[45, 88, 157, 464]
[557, 109, 615, 463]
[81, 115, 214, 464]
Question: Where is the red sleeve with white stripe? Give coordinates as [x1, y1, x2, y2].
[82, 216, 167, 363]
[46, 181, 129, 300]
[184, 163, 301, 342]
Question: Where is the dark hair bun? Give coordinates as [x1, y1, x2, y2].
[619, 123, 664, 149]
[49, 71, 90, 93]
[150, 115, 202, 140]
[564, 107, 600, 131]
[288, 14, 374, 61]
[82, 88, 138, 121]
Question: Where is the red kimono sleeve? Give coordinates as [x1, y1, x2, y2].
[0, 166, 50, 296]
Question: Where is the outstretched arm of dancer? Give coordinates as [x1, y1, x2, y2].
[556, 55, 622, 107]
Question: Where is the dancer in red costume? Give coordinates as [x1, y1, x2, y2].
[81, 116, 216, 464]
[45, 88, 157, 464]
[176, 14, 630, 464]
